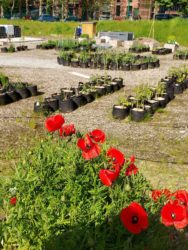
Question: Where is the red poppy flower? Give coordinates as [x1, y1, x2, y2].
[130, 155, 135, 163]
[125, 163, 138, 176]
[161, 201, 188, 229]
[120, 202, 149, 234]
[171, 190, 188, 206]
[107, 148, 125, 168]
[45, 114, 65, 132]
[10, 197, 17, 206]
[77, 134, 101, 160]
[152, 189, 171, 202]
[89, 129, 106, 143]
[59, 124, 76, 137]
[99, 168, 120, 187]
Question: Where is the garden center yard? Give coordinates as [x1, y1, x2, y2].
[0, 48, 187, 189]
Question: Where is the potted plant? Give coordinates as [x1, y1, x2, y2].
[121, 54, 132, 71]
[58, 89, 78, 113]
[112, 97, 131, 120]
[58, 51, 73, 66]
[44, 97, 59, 112]
[70, 57, 79, 68]
[154, 82, 167, 108]
[130, 85, 147, 122]
[26, 84, 38, 96]
[79, 52, 90, 68]
[14, 82, 31, 99]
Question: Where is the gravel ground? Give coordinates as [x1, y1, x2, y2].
[0, 49, 188, 188]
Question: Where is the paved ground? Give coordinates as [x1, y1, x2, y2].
[0, 49, 188, 189]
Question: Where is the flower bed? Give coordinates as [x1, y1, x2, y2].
[0, 114, 188, 249]
[173, 50, 188, 60]
[57, 51, 160, 71]
[112, 66, 188, 122]
[0, 73, 39, 106]
[34, 75, 124, 115]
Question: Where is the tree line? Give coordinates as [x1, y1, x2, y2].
[0, 0, 187, 19]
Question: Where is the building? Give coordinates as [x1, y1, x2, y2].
[111, 0, 154, 20]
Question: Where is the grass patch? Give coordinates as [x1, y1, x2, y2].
[0, 19, 188, 46]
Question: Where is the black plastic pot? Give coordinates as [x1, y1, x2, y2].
[110, 82, 120, 92]
[104, 84, 113, 94]
[100, 64, 109, 70]
[0, 93, 10, 105]
[147, 100, 159, 113]
[141, 63, 148, 70]
[112, 105, 130, 120]
[174, 84, 183, 94]
[131, 64, 141, 71]
[45, 97, 59, 111]
[167, 88, 175, 100]
[95, 86, 107, 97]
[71, 61, 79, 67]
[7, 90, 21, 102]
[144, 105, 152, 115]
[34, 101, 53, 114]
[112, 78, 123, 88]
[27, 85, 38, 96]
[154, 60, 160, 68]
[51, 93, 62, 101]
[110, 64, 119, 70]
[82, 93, 95, 103]
[79, 62, 88, 68]
[154, 97, 166, 108]
[59, 99, 78, 113]
[16, 87, 31, 99]
[89, 62, 98, 69]
[62, 60, 70, 66]
[148, 62, 155, 69]
[71, 95, 88, 107]
[130, 108, 146, 122]
[122, 64, 130, 71]
[90, 90, 98, 98]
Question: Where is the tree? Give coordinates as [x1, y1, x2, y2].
[155, 0, 188, 14]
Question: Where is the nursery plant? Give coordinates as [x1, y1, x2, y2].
[1, 114, 188, 250]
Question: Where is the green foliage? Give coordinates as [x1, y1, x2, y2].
[0, 19, 188, 46]
[80, 34, 89, 38]
[0, 133, 166, 250]
[0, 73, 9, 89]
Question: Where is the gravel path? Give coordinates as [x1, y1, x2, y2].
[0, 49, 188, 188]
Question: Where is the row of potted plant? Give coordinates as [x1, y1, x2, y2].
[34, 75, 124, 115]
[173, 49, 188, 60]
[129, 43, 150, 53]
[57, 51, 160, 71]
[152, 48, 172, 55]
[112, 65, 188, 122]
[37, 39, 96, 52]
[0, 74, 39, 105]
[1, 45, 28, 53]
